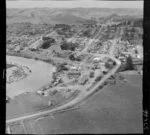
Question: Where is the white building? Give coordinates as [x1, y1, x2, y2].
[29, 38, 43, 51]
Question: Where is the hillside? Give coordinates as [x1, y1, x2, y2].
[7, 8, 143, 24]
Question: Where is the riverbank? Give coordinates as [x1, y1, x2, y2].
[6, 55, 56, 98]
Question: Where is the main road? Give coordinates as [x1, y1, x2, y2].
[6, 52, 121, 124]
[6, 24, 121, 124]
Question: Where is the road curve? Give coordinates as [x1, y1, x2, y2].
[6, 54, 121, 124]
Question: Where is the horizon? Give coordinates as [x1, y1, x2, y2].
[6, 1, 143, 9]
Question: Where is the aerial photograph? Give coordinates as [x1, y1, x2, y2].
[6, 0, 143, 134]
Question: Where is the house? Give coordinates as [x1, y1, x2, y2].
[119, 56, 126, 62]
[14, 46, 21, 52]
[67, 71, 81, 79]
[93, 57, 102, 62]
[69, 66, 78, 70]
[44, 91, 49, 97]
[79, 75, 89, 85]
[29, 38, 43, 51]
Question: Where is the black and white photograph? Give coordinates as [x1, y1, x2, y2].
[6, 0, 144, 134]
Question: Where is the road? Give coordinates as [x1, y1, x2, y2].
[78, 25, 103, 55]
[6, 24, 121, 124]
[6, 52, 121, 124]
[109, 26, 121, 56]
[68, 27, 85, 43]
[109, 38, 120, 56]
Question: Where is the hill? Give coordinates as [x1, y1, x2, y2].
[7, 8, 143, 24]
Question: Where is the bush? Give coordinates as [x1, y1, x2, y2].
[95, 76, 102, 82]
[34, 57, 39, 60]
[89, 71, 95, 78]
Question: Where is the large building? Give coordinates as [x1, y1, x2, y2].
[67, 70, 81, 79]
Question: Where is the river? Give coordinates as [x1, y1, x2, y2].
[6, 55, 56, 99]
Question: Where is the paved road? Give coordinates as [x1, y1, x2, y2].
[109, 38, 121, 56]
[6, 24, 121, 124]
[78, 25, 103, 55]
[6, 53, 120, 124]
[68, 27, 85, 43]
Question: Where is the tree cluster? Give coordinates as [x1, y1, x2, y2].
[81, 29, 92, 38]
[41, 37, 56, 49]
[105, 59, 115, 69]
[60, 41, 78, 51]
[69, 54, 81, 61]
[125, 55, 134, 70]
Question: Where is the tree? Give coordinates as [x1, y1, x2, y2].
[69, 54, 76, 61]
[126, 55, 134, 70]
[95, 76, 102, 82]
[69, 54, 81, 61]
[82, 29, 92, 37]
[41, 37, 55, 49]
[105, 59, 114, 69]
[41, 40, 51, 49]
[60, 42, 78, 51]
[89, 71, 95, 78]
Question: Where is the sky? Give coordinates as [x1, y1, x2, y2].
[6, 0, 143, 9]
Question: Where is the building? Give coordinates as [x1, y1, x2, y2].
[136, 45, 143, 59]
[29, 38, 43, 51]
[67, 70, 81, 79]
[69, 66, 78, 70]
[36, 90, 44, 95]
[14, 46, 21, 52]
[79, 75, 89, 85]
[119, 56, 126, 62]
[93, 57, 102, 62]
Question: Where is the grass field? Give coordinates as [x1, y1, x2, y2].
[28, 73, 142, 134]
[6, 91, 68, 120]
[10, 124, 26, 134]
